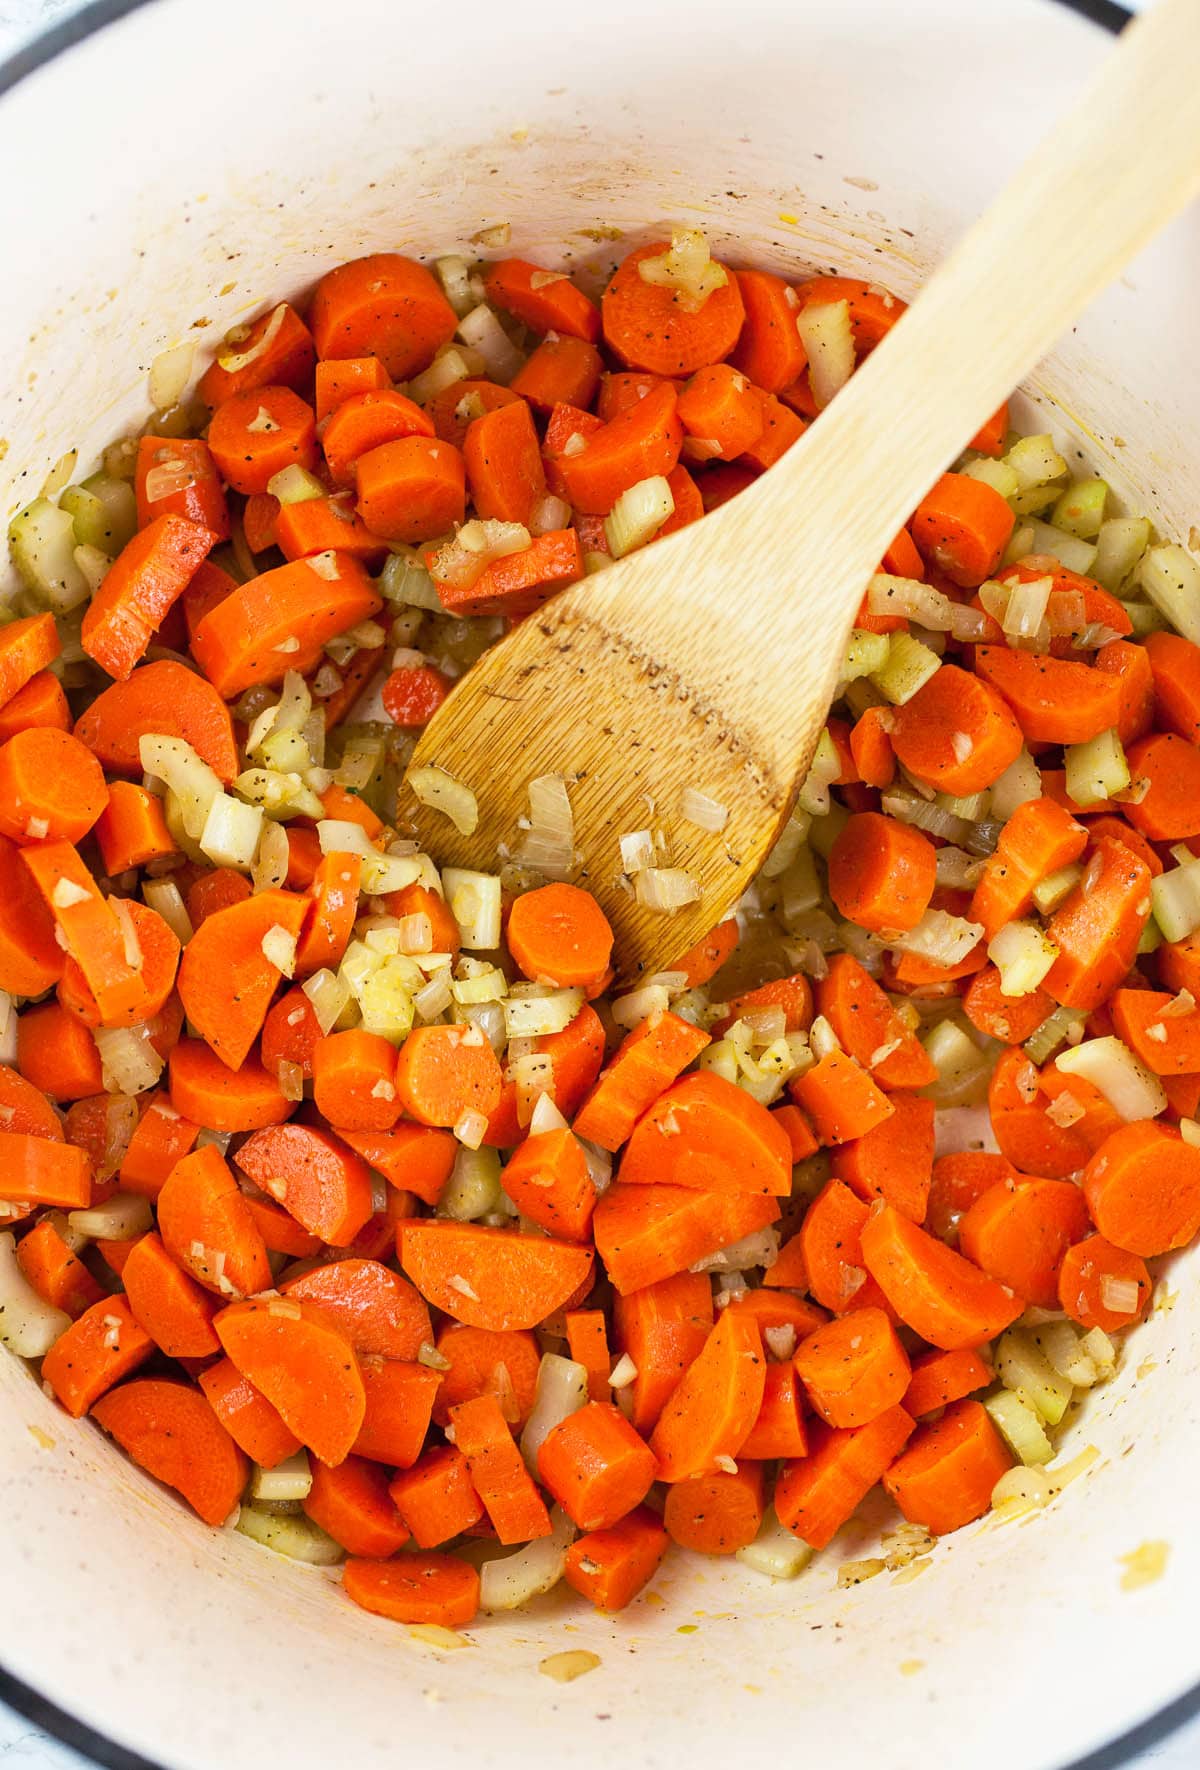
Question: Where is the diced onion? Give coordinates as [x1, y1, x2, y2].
[201, 793, 265, 870]
[604, 475, 673, 558]
[504, 986, 585, 1039]
[987, 919, 1058, 997]
[636, 227, 728, 313]
[619, 829, 655, 875]
[634, 867, 701, 913]
[890, 908, 983, 970]
[1139, 542, 1200, 645]
[94, 1024, 163, 1094]
[0, 1231, 71, 1356]
[1055, 1035, 1166, 1121]
[867, 574, 954, 631]
[796, 299, 855, 408]
[680, 786, 729, 833]
[69, 1191, 152, 1242]
[1002, 574, 1053, 640]
[261, 924, 298, 979]
[435, 257, 477, 319]
[514, 774, 577, 881]
[142, 878, 193, 944]
[149, 341, 195, 412]
[529, 493, 571, 536]
[735, 1508, 814, 1580]
[456, 304, 524, 383]
[249, 1449, 312, 1503]
[301, 967, 351, 1035]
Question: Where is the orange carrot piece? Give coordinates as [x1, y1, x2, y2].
[1112, 986, 1200, 1074]
[428, 378, 522, 447]
[663, 1461, 765, 1555]
[861, 1204, 1022, 1350]
[958, 1176, 1089, 1309]
[339, 1122, 456, 1209]
[342, 1553, 479, 1628]
[986, 1051, 1091, 1179]
[724, 1289, 827, 1338]
[0, 669, 69, 744]
[349, 1355, 439, 1466]
[430, 526, 585, 619]
[620, 1070, 791, 1198]
[554, 381, 682, 515]
[962, 965, 1053, 1045]
[0, 1134, 90, 1208]
[602, 243, 743, 376]
[831, 1094, 935, 1222]
[501, 1126, 597, 1241]
[0, 612, 61, 708]
[538, 1400, 656, 1531]
[311, 1028, 402, 1132]
[243, 1194, 322, 1258]
[1088, 637, 1155, 743]
[974, 645, 1124, 745]
[322, 387, 433, 485]
[903, 1347, 993, 1418]
[16, 1219, 103, 1317]
[506, 882, 614, 991]
[93, 782, 175, 876]
[883, 1397, 1010, 1535]
[775, 1405, 915, 1549]
[0, 728, 105, 845]
[199, 301, 314, 405]
[648, 1311, 765, 1482]
[738, 1359, 809, 1460]
[281, 1256, 431, 1361]
[1082, 1120, 1200, 1256]
[399, 1219, 593, 1331]
[0, 833, 63, 998]
[205, 384, 316, 496]
[310, 254, 456, 377]
[74, 658, 238, 784]
[156, 1143, 272, 1298]
[21, 842, 149, 1026]
[1044, 837, 1150, 1010]
[450, 1392, 551, 1543]
[565, 1309, 612, 1403]
[596, 371, 679, 421]
[198, 1356, 301, 1467]
[58, 899, 179, 1031]
[1057, 1233, 1152, 1331]
[739, 391, 807, 471]
[890, 663, 1023, 796]
[794, 1306, 911, 1429]
[41, 1294, 154, 1417]
[772, 1102, 820, 1163]
[121, 1229, 220, 1357]
[462, 398, 545, 525]
[483, 259, 601, 343]
[712, 972, 813, 1037]
[815, 953, 936, 1090]
[304, 1454, 410, 1557]
[216, 1295, 365, 1466]
[273, 495, 388, 565]
[611, 1273, 713, 1435]
[191, 553, 382, 698]
[235, 1122, 374, 1247]
[177, 888, 308, 1070]
[91, 1378, 246, 1526]
[594, 1183, 778, 1295]
[848, 706, 897, 789]
[384, 880, 461, 957]
[668, 920, 738, 990]
[314, 353, 390, 421]
[0, 1073, 69, 1144]
[354, 436, 466, 544]
[510, 336, 603, 415]
[483, 1002, 606, 1148]
[789, 1050, 895, 1146]
[827, 810, 937, 933]
[182, 866, 246, 926]
[431, 1323, 542, 1429]
[564, 1504, 668, 1610]
[16, 1001, 101, 1101]
[1143, 629, 1200, 743]
[1123, 732, 1200, 840]
[676, 362, 767, 461]
[288, 851, 362, 982]
[379, 662, 451, 727]
[135, 435, 230, 540]
[911, 472, 1014, 588]
[727, 269, 806, 391]
[572, 1011, 708, 1151]
[80, 514, 215, 680]
[393, 1023, 503, 1129]
[388, 1445, 484, 1547]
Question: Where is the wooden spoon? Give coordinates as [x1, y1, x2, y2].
[402, 0, 1200, 980]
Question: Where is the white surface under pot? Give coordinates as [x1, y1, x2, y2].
[1, 2, 1200, 1768]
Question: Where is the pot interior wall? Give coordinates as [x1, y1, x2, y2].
[2, 2, 1199, 1768]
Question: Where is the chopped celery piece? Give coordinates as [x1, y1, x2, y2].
[8, 497, 88, 611]
[435, 255, 477, 319]
[921, 1017, 989, 1106]
[1009, 483, 1062, 518]
[249, 1450, 312, 1502]
[796, 727, 842, 818]
[936, 788, 990, 822]
[1056, 1035, 1166, 1121]
[1121, 599, 1167, 638]
[200, 793, 264, 868]
[961, 456, 1019, 500]
[604, 474, 673, 558]
[1064, 728, 1129, 809]
[892, 909, 983, 969]
[1050, 477, 1107, 540]
[1151, 856, 1200, 943]
[267, 464, 325, 505]
[870, 632, 941, 705]
[996, 1329, 1073, 1426]
[1004, 434, 1068, 491]
[736, 1508, 814, 1579]
[990, 748, 1042, 822]
[1138, 542, 1200, 644]
[796, 299, 854, 408]
[439, 1144, 502, 1220]
[519, 1354, 589, 1473]
[1137, 916, 1163, 956]
[988, 919, 1058, 996]
[60, 476, 136, 555]
[442, 868, 502, 950]
[761, 806, 812, 878]
[842, 628, 889, 682]
[1024, 518, 1097, 577]
[842, 676, 886, 718]
[1092, 516, 1150, 593]
[1033, 1321, 1098, 1388]
[807, 798, 849, 861]
[1032, 863, 1083, 916]
[1024, 1004, 1087, 1066]
[984, 1387, 1054, 1466]
[357, 957, 416, 1042]
[379, 548, 442, 610]
[236, 1506, 343, 1564]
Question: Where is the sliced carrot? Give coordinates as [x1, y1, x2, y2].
[1083, 1120, 1200, 1256]
[969, 800, 1087, 939]
[21, 842, 148, 1025]
[974, 645, 1124, 745]
[281, 1256, 431, 1360]
[1057, 1233, 1152, 1331]
[177, 888, 308, 1070]
[565, 1309, 612, 1403]
[16, 1001, 101, 1101]
[393, 1023, 503, 1129]
[462, 399, 545, 525]
[926, 1150, 1013, 1246]
[342, 1553, 479, 1628]
[911, 472, 1014, 588]
[602, 243, 744, 377]
[676, 362, 767, 462]
[354, 436, 466, 544]
[310, 254, 457, 377]
[738, 1359, 809, 1460]
[789, 1050, 894, 1146]
[431, 1323, 542, 1429]
[0, 1067, 67, 1141]
[1123, 732, 1200, 840]
[182, 557, 240, 635]
[772, 1102, 820, 1163]
[379, 663, 451, 727]
[594, 1182, 778, 1295]
[304, 1454, 410, 1557]
[987, 1050, 1091, 1178]
[790, 1178, 886, 1314]
[903, 1346, 992, 1418]
[712, 972, 812, 1037]
[1044, 836, 1151, 1010]
[827, 810, 937, 933]
[501, 1126, 596, 1241]
[890, 663, 1023, 795]
[861, 1204, 1023, 1350]
[663, 1462, 765, 1555]
[81, 514, 215, 680]
[510, 336, 603, 415]
[774, 1405, 915, 1549]
[724, 1289, 827, 1337]
[322, 387, 434, 486]
[352, 1355, 440, 1466]
[293, 851, 362, 981]
[58, 899, 179, 1031]
[185, 867, 252, 928]
[831, 1094, 934, 1222]
[506, 883, 614, 992]
[73, 658, 238, 783]
[243, 1194, 321, 1258]
[648, 1310, 765, 1482]
[1143, 629, 1200, 743]
[198, 1355, 302, 1467]
[156, 1143, 272, 1298]
[848, 706, 897, 790]
[0, 669, 69, 744]
[216, 1295, 365, 1465]
[428, 378, 522, 447]
[273, 494, 388, 565]
[235, 1122, 373, 1246]
[726, 269, 805, 390]
[91, 1378, 247, 1527]
[388, 1445, 484, 1547]
[94, 782, 176, 876]
[0, 612, 61, 708]
[121, 1230, 220, 1357]
[41, 1294, 154, 1417]
[191, 553, 382, 698]
[430, 526, 584, 619]
[815, 952, 936, 1089]
[314, 353, 390, 421]
[1111, 987, 1200, 1074]
[619, 1071, 792, 1196]
[539, 1399, 656, 1531]
[883, 1398, 1011, 1535]
[400, 1219, 593, 1331]
[1093, 637, 1156, 743]
[564, 1504, 668, 1611]
[554, 381, 682, 514]
[611, 1272, 713, 1435]
[135, 435, 231, 540]
[311, 1028, 401, 1132]
[484, 1002, 607, 1149]
[450, 1392, 551, 1543]
[962, 965, 1054, 1045]
[738, 393, 805, 471]
[482, 259, 601, 343]
[0, 1134, 90, 1209]
[16, 1218, 103, 1318]
[0, 727, 105, 845]
[339, 1122, 456, 1208]
[200, 302, 314, 405]
[1087, 816, 1161, 877]
[959, 1175, 1090, 1308]
[794, 1307, 911, 1429]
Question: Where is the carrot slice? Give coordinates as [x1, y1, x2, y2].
[73, 658, 238, 783]
[676, 362, 768, 460]
[891, 663, 1024, 796]
[1044, 836, 1150, 1010]
[903, 1346, 992, 1418]
[16, 1219, 103, 1318]
[463, 398, 545, 525]
[355, 437, 466, 544]
[1057, 1233, 1152, 1331]
[311, 1028, 401, 1132]
[554, 382, 683, 514]
[429, 527, 584, 620]
[16, 1002, 101, 1101]
[484, 259, 601, 344]
[0, 1066, 65, 1141]
[198, 1356, 301, 1467]
[649, 1311, 765, 1482]
[712, 972, 813, 1037]
[451, 1392, 551, 1543]
[1143, 630, 1200, 743]
[81, 515, 215, 680]
[0, 1134, 90, 1209]
[1082, 1120, 1200, 1256]
[339, 1123, 456, 1209]
[509, 336, 603, 415]
[352, 1355, 440, 1466]
[815, 953, 935, 1090]
[58, 899, 179, 1030]
[663, 1462, 765, 1555]
[827, 811, 937, 933]
[21, 842, 148, 1025]
[199, 302, 315, 405]
[882, 1398, 1011, 1535]
[177, 889, 309, 1071]
[506, 883, 614, 991]
[400, 1219, 593, 1332]
[911, 472, 1014, 588]
[428, 378, 521, 447]
[564, 1504, 668, 1610]
[724, 1289, 827, 1336]
[775, 1405, 915, 1549]
[565, 1309, 612, 1404]
[738, 1360, 809, 1460]
[925, 1150, 1016, 1243]
[602, 243, 744, 377]
[310, 254, 456, 377]
[962, 965, 1053, 1045]
[304, 1454, 410, 1557]
[315, 354, 391, 421]
[156, 1143, 272, 1298]
[280, 1257, 431, 1361]
[135, 436, 231, 540]
[789, 1050, 894, 1145]
[794, 1307, 911, 1429]
[974, 645, 1124, 745]
[388, 1445, 484, 1548]
[393, 1024, 503, 1129]
[861, 1205, 1023, 1350]
[216, 1295, 365, 1465]
[958, 1176, 1090, 1308]
[236, 1121, 373, 1246]
[431, 1323, 541, 1429]
[969, 799, 1088, 939]
[94, 782, 176, 876]
[483, 1003, 606, 1148]
[1093, 638, 1156, 743]
[611, 1272, 713, 1435]
[322, 388, 434, 486]
[0, 669, 69, 745]
[831, 1095, 935, 1222]
[191, 554, 382, 698]
[343, 1553, 479, 1628]
[539, 1400, 656, 1531]
[727, 269, 806, 391]
[594, 1182, 778, 1295]
[1123, 732, 1200, 840]
[41, 1294, 154, 1417]
[122, 1230, 220, 1357]
[501, 1126, 597, 1241]
[619, 1071, 792, 1196]
[0, 728, 106, 845]
[0, 612, 61, 708]
[91, 1378, 247, 1526]
[168, 1038, 292, 1132]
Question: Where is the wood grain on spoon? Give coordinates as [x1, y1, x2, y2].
[403, 0, 1200, 980]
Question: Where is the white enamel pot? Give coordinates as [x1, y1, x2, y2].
[2, 1, 1199, 1766]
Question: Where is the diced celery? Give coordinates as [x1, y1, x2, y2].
[984, 1387, 1054, 1466]
[736, 1507, 814, 1579]
[1151, 857, 1200, 943]
[60, 476, 136, 555]
[1024, 518, 1097, 577]
[1024, 1004, 1087, 1066]
[442, 868, 502, 950]
[519, 1353, 589, 1473]
[1032, 863, 1083, 916]
[379, 548, 443, 610]
[1137, 916, 1163, 956]
[1064, 728, 1129, 809]
[796, 299, 854, 408]
[796, 728, 842, 817]
[8, 497, 88, 610]
[807, 798, 849, 861]
[842, 676, 886, 718]
[842, 628, 890, 682]
[870, 632, 941, 705]
[1004, 434, 1068, 491]
[1091, 516, 1150, 593]
[1121, 599, 1168, 638]
[200, 793, 264, 868]
[249, 1450, 312, 1503]
[988, 919, 1058, 996]
[1139, 542, 1200, 644]
[961, 456, 1019, 500]
[761, 807, 812, 878]
[141, 733, 222, 840]
[357, 957, 416, 1042]
[1056, 1035, 1166, 1121]
[995, 1329, 1072, 1426]
[236, 1506, 343, 1565]
[698, 1036, 739, 1084]
[439, 1144, 502, 1220]
[936, 788, 990, 822]
[604, 475, 673, 558]
[266, 464, 326, 505]
[1050, 477, 1108, 540]
[921, 1017, 989, 1106]
[1033, 1321, 1098, 1388]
